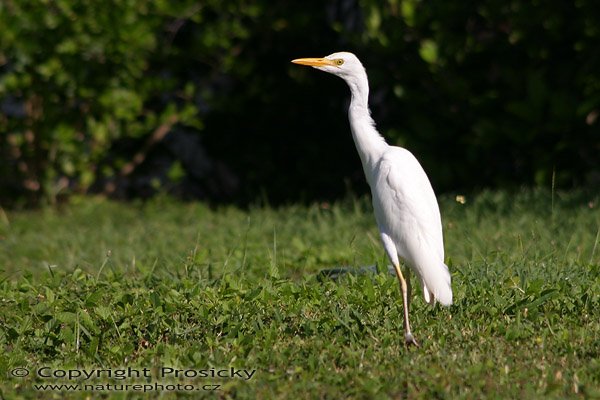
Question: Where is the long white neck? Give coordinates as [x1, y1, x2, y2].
[345, 72, 387, 185]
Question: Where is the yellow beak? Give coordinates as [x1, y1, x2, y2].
[291, 57, 335, 67]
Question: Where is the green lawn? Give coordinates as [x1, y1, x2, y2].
[1, 190, 599, 399]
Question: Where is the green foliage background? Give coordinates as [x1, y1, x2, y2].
[1, 0, 599, 205]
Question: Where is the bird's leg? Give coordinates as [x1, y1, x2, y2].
[392, 263, 419, 347]
[405, 265, 412, 314]
[404, 266, 419, 347]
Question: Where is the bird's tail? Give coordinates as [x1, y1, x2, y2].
[421, 261, 452, 306]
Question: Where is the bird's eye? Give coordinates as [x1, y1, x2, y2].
[335, 59, 344, 66]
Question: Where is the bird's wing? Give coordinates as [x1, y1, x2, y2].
[373, 147, 452, 305]
[373, 147, 444, 262]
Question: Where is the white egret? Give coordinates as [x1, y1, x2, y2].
[291, 52, 452, 346]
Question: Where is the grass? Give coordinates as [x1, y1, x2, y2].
[0, 189, 599, 399]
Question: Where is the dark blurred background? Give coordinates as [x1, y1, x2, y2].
[1, 0, 599, 207]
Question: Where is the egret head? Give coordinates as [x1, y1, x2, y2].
[291, 52, 366, 82]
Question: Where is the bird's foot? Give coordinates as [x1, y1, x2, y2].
[404, 332, 420, 348]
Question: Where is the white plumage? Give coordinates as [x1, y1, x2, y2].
[292, 52, 452, 346]
[373, 148, 452, 306]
